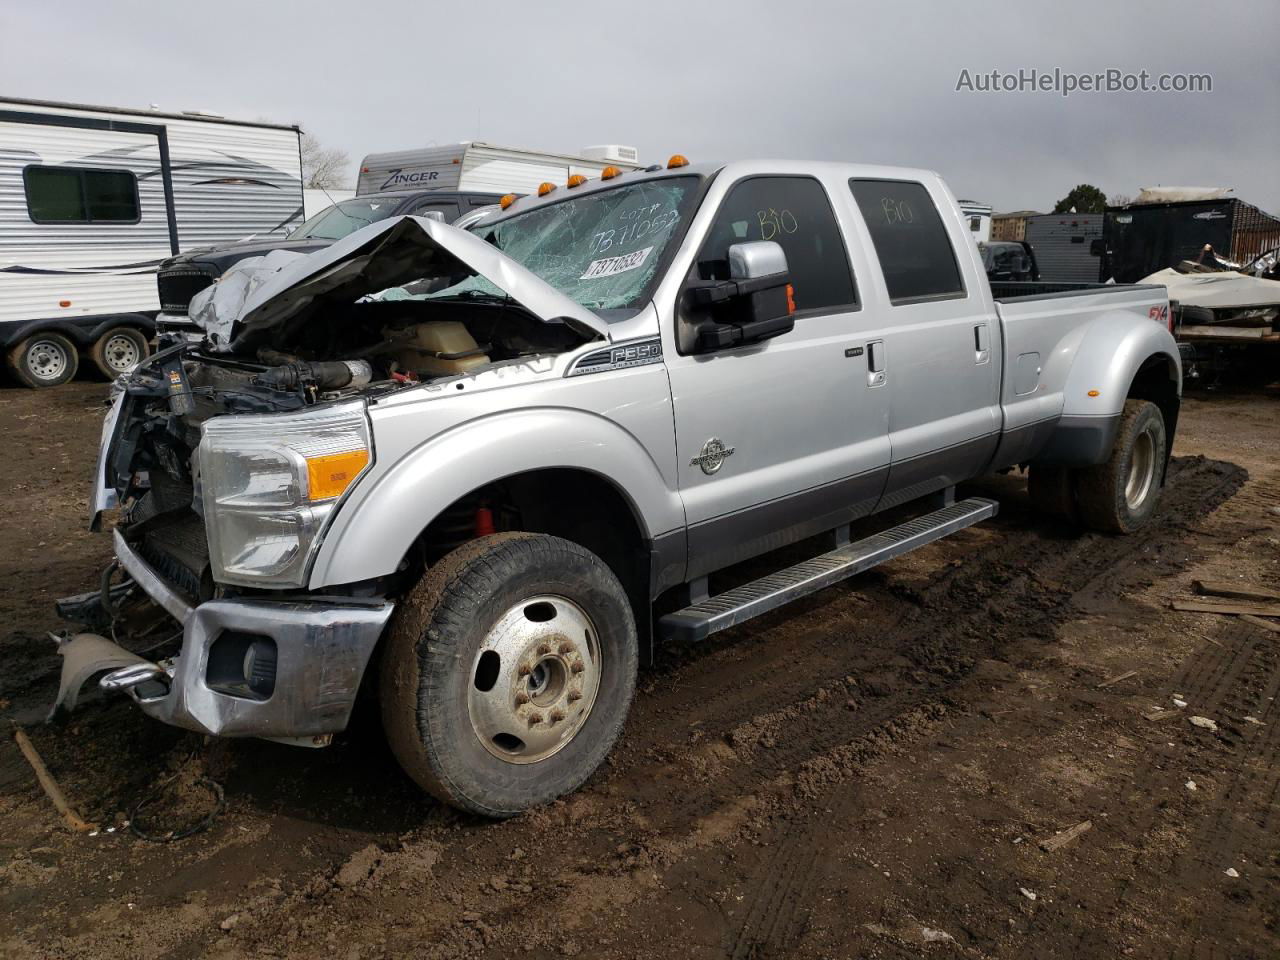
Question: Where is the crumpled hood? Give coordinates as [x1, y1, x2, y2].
[193, 215, 611, 351]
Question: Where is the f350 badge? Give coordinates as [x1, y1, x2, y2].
[691, 437, 735, 475]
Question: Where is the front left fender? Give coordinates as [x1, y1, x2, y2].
[307, 405, 684, 589]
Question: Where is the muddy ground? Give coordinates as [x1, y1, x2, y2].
[0, 379, 1277, 960]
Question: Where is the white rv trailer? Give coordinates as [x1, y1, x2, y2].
[0, 98, 303, 386]
[355, 142, 641, 198]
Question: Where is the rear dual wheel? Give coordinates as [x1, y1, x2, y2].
[380, 533, 638, 818]
[1029, 399, 1167, 534]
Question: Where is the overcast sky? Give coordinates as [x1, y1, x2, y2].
[5, 0, 1278, 213]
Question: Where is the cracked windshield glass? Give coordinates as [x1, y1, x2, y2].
[423, 177, 698, 313]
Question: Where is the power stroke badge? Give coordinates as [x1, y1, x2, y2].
[691, 437, 735, 475]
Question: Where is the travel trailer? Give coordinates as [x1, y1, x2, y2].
[0, 97, 303, 387]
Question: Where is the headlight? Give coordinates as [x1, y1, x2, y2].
[200, 401, 372, 587]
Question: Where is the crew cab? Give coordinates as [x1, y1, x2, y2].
[153, 190, 503, 335]
[57, 159, 1181, 818]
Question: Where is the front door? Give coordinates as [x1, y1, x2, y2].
[664, 174, 891, 578]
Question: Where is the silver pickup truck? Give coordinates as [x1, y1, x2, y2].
[58, 158, 1180, 817]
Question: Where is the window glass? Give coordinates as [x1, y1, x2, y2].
[24, 167, 139, 223]
[409, 202, 457, 223]
[695, 177, 856, 312]
[292, 197, 404, 240]
[849, 179, 965, 303]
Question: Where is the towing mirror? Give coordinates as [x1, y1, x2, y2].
[689, 241, 795, 352]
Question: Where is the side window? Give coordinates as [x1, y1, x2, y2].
[695, 176, 856, 313]
[24, 166, 139, 223]
[849, 179, 965, 304]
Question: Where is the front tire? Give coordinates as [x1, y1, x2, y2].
[380, 533, 638, 818]
[7, 332, 79, 388]
[1075, 399, 1167, 533]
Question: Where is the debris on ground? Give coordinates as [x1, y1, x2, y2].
[1019, 887, 1037, 901]
[1099, 670, 1137, 688]
[1040, 820, 1092, 852]
[1188, 716, 1219, 732]
[863, 920, 956, 945]
[1186, 780, 1198, 791]
[12, 728, 97, 833]
[1225, 868, 1240, 878]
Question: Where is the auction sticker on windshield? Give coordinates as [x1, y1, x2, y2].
[580, 246, 654, 280]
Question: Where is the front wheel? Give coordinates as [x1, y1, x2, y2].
[6, 332, 79, 388]
[380, 533, 638, 818]
[1075, 399, 1167, 533]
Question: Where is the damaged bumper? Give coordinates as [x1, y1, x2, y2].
[56, 530, 393, 742]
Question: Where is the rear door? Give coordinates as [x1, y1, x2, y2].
[847, 178, 1001, 507]
[665, 174, 891, 577]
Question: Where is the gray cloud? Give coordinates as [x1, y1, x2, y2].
[5, 0, 1277, 213]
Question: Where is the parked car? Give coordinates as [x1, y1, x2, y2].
[979, 240, 1039, 282]
[0, 97, 304, 387]
[58, 158, 1181, 819]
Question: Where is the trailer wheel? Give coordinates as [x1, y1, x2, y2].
[90, 327, 149, 378]
[381, 532, 638, 818]
[1027, 464, 1078, 523]
[1075, 399, 1167, 534]
[7, 332, 79, 388]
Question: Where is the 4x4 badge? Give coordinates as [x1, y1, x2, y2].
[691, 437, 735, 475]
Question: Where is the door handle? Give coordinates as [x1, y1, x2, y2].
[973, 323, 990, 365]
[866, 339, 886, 387]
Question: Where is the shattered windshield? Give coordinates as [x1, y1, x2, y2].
[423, 176, 699, 313]
[293, 197, 404, 241]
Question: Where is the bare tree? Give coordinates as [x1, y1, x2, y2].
[1108, 193, 1133, 207]
[300, 133, 352, 189]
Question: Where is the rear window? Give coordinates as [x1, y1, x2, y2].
[24, 166, 139, 223]
[849, 179, 965, 304]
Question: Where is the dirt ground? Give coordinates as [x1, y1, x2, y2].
[1, 378, 1277, 960]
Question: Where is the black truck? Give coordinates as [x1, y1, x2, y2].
[154, 190, 503, 333]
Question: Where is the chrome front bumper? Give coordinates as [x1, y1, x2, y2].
[98, 530, 393, 740]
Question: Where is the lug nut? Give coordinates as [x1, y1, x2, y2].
[515, 691, 530, 705]
[527, 713, 543, 727]
[558, 641, 573, 655]
[536, 643, 551, 656]
[550, 709, 565, 723]
[568, 690, 582, 702]
[571, 660, 585, 674]
[518, 664, 531, 677]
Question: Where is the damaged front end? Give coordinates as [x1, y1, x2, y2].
[60, 215, 606, 742]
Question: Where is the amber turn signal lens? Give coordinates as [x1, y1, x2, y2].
[600, 165, 622, 180]
[667, 154, 689, 169]
[785, 284, 796, 315]
[1087, 389, 1100, 397]
[567, 174, 587, 188]
[537, 181, 556, 196]
[306, 450, 370, 501]
[499, 194, 517, 209]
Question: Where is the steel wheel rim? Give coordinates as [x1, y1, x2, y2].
[103, 333, 141, 372]
[26, 339, 68, 380]
[467, 595, 602, 764]
[1125, 426, 1156, 510]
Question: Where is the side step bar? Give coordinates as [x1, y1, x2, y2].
[659, 497, 998, 643]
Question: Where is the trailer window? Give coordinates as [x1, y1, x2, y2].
[849, 179, 965, 304]
[24, 166, 139, 224]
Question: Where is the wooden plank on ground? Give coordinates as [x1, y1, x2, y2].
[1098, 670, 1138, 688]
[1241, 614, 1280, 635]
[1040, 820, 1092, 852]
[1172, 600, 1280, 618]
[1194, 580, 1280, 603]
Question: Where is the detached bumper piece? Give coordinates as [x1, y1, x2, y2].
[659, 497, 999, 643]
[54, 531, 394, 742]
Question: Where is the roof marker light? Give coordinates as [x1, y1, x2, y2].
[537, 181, 556, 197]
[499, 194, 517, 210]
[667, 154, 689, 169]
[567, 174, 588, 188]
[600, 165, 622, 180]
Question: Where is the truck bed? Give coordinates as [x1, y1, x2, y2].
[990, 280, 1165, 302]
